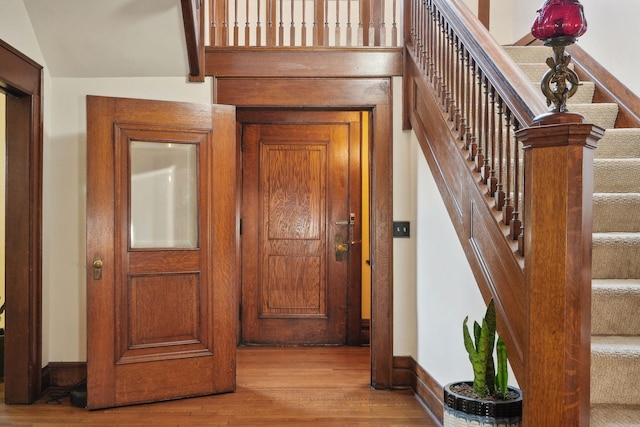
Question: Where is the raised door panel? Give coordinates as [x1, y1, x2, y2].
[86, 96, 237, 409]
[242, 120, 355, 345]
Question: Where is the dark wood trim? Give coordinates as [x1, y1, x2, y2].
[40, 365, 50, 393]
[512, 32, 537, 47]
[45, 362, 87, 388]
[392, 356, 412, 388]
[411, 360, 445, 426]
[215, 77, 394, 389]
[478, 0, 490, 30]
[360, 318, 370, 345]
[0, 39, 44, 404]
[518, 122, 602, 426]
[205, 48, 403, 78]
[393, 356, 444, 426]
[180, 0, 205, 82]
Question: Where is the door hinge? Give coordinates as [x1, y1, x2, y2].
[239, 303, 242, 320]
[239, 218, 243, 235]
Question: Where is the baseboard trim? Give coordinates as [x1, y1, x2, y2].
[44, 362, 87, 389]
[393, 356, 444, 426]
[360, 319, 370, 345]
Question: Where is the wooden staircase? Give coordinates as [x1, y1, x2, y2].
[505, 45, 640, 426]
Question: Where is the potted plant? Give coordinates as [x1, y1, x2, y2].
[443, 299, 522, 426]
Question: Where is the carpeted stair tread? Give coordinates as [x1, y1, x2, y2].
[569, 81, 596, 104]
[503, 45, 553, 64]
[592, 280, 640, 335]
[507, 44, 640, 421]
[593, 193, 640, 232]
[596, 128, 640, 159]
[570, 103, 619, 129]
[592, 233, 640, 279]
[594, 159, 640, 193]
[591, 404, 640, 426]
[528, 81, 595, 104]
[591, 335, 640, 405]
[519, 62, 576, 82]
[520, 63, 554, 82]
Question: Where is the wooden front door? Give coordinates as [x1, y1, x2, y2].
[86, 96, 237, 409]
[241, 111, 362, 345]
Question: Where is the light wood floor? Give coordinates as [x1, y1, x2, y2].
[0, 346, 439, 426]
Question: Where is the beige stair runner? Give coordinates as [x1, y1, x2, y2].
[505, 45, 640, 426]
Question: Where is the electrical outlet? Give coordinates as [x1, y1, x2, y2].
[393, 221, 410, 238]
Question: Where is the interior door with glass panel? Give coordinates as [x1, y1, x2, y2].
[86, 96, 236, 409]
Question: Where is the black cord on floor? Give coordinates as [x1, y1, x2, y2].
[45, 379, 86, 406]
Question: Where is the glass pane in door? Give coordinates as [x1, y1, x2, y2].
[129, 141, 198, 249]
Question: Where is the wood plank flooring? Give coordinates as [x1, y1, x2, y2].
[0, 346, 440, 426]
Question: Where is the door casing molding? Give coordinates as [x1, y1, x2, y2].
[0, 39, 44, 403]
[215, 77, 394, 388]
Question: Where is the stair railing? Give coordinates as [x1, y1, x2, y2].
[209, 0, 400, 48]
[407, 0, 546, 255]
[405, 0, 601, 425]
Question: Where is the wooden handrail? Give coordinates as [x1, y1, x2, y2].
[405, 0, 599, 425]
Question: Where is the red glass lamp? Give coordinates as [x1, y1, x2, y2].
[531, 0, 588, 114]
[532, 0, 587, 44]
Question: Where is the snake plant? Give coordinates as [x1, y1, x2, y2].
[463, 299, 509, 399]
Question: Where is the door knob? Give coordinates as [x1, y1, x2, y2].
[92, 258, 103, 280]
[335, 234, 349, 261]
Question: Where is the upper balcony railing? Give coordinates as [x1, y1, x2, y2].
[208, 0, 401, 47]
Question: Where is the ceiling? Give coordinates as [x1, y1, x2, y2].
[23, 0, 190, 78]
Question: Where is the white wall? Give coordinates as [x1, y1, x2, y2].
[411, 131, 488, 382]
[392, 77, 418, 357]
[497, 0, 640, 96]
[572, 0, 640, 96]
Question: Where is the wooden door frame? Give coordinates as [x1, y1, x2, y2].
[0, 39, 44, 403]
[215, 77, 394, 388]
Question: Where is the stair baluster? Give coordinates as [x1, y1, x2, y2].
[503, 108, 514, 226]
[481, 76, 491, 183]
[494, 98, 505, 209]
[454, 35, 462, 131]
[488, 86, 498, 197]
[469, 61, 478, 161]
[475, 67, 484, 167]
[463, 49, 472, 148]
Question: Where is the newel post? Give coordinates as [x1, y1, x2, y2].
[516, 113, 604, 427]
